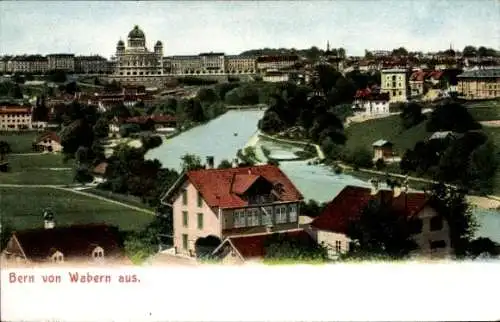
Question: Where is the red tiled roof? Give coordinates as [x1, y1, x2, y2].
[186, 165, 303, 209]
[13, 224, 124, 262]
[310, 186, 429, 234]
[410, 71, 426, 81]
[231, 174, 261, 194]
[35, 131, 60, 143]
[0, 106, 31, 114]
[227, 229, 315, 259]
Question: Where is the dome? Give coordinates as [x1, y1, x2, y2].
[155, 40, 163, 47]
[128, 25, 145, 39]
[117, 40, 125, 47]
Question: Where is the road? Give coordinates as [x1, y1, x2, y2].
[0, 183, 155, 215]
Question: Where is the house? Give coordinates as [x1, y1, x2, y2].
[457, 68, 500, 99]
[353, 89, 390, 116]
[1, 222, 126, 265]
[372, 139, 394, 161]
[381, 69, 410, 102]
[308, 185, 452, 259]
[32, 131, 62, 153]
[409, 70, 426, 97]
[211, 229, 316, 264]
[160, 163, 304, 257]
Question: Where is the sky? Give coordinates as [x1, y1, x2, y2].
[0, 1, 498, 58]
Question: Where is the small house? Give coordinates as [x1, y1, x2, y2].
[1, 223, 126, 265]
[372, 139, 394, 161]
[33, 131, 62, 153]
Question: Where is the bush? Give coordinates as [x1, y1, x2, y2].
[347, 148, 374, 170]
[375, 158, 386, 171]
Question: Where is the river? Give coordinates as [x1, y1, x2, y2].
[147, 109, 500, 243]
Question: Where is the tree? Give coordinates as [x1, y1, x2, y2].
[300, 199, 326, 218]
[74, 167, 94, 184]
[375, 158, 386, 171]
[0, 141, 11, 162]
[141, 135, 163, 151]
[462, 46, 477, 58]
[119, 124, 141, 138]
[217, 159, 233, 169]
[346, 199, 418, 259]
[426, 100, 482, 133]
[467, 237, 500, 258]
[400, 102, 426, 129]
[347, 148, 373, 170]
[180, 153, 204, 171]
[427, 183, 477, 258]
[93, 116, 110, 140]
[264, 233, 328, 262]
[0, 218, 14, 251]
[467, 140, 498, 194]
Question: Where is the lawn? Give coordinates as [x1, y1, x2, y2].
[0, 131, 38, 153]
[86, 188, 155, 211]
[467, 100, 500, 121]
[0, 187, 154, 231]
[0, 153, 74, 185]
[344, 115, 430, 154]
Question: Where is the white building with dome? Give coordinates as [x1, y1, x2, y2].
[109, 25, 167, 85]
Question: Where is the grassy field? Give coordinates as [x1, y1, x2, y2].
[1, 153, 73, 185]
[344, 115, 429, 154]
[466, 100, 500, 122]
[0, 187, 154, 231]
[0, 131, 38, 153]
[86, 188, 155, 211]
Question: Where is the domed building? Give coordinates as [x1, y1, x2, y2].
[113, 25, 164, 78]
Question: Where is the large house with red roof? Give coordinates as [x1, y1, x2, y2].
[161, 164, 304, 257]
[352, 88, 390, 116]
[32, 131, 62, 153]
[308, 185, 452, 259]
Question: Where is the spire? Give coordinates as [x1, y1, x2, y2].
[327, 41, 330, 52]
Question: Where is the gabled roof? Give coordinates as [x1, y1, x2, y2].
[213, 229, 315, 260]
[310, 186, 429, 234]
[163, 165, 303, 209]
[372, 139, 393, 147]
[11, 224, 124, 262]
[35, 131, 60, 144]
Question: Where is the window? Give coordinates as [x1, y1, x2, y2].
[262, 206, 273, 225]
[182, 211, 188, 227]
[250, 209, 260, 226]
[288, 204, 297, 223]
[197, 191, 203, 208]
[335, 241, 342, 253]
[275, 205, 287, 224]
[92, 247, 104, 259]
[430, 240, 446, 249]
[430, 216, 443, 231]
[182, 234, 188, 250]
[182, 190, 187, 205]
[233, 210, 245, 228]
[197, 213, 203, 230]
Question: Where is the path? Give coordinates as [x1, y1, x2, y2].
[0, 183, 155, 215]
[480, 120, 500, 127]
[257, 131, 326, 160]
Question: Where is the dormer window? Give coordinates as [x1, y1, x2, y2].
[51, 251, 64, 263]
[92, 246, 104, 259]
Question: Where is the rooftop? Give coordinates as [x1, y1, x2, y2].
[458, 68, 500, 78]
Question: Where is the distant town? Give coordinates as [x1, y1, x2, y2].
[1, 25, 499, 266]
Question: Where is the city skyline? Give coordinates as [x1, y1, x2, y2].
[0, 1, 499, 58]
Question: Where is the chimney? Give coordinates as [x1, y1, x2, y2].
[369, 178, 379, 195]
[206, 156, 214, 169]
[43, 209, 55, 229]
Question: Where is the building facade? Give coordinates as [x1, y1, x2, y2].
[113, 25, 164, 77]
[8, 55, 48, 74]
[0, 106, 32, 131]
[75, 55, 110, 74]
[225, 55, 256, 74]
[457, 68, 500, 99]
[256, 54, 299, 72]
[47, 54, 75, 72]
[381, 68, 410, 102]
